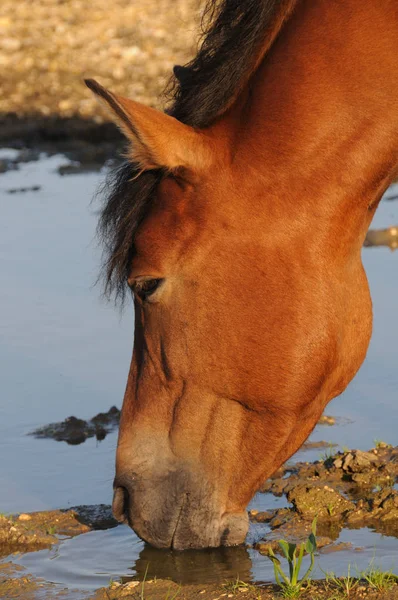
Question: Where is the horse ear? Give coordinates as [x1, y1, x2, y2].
[85, 79, 212, 172]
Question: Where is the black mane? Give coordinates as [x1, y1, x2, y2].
[98, 0, 295, 303]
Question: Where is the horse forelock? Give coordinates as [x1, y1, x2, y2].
[98, 0, 297, 303]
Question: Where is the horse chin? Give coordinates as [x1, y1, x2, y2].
[164, 510, 249, 551]
[127, 509, 249, 551]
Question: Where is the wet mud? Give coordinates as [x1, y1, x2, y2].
[0, 511, 85, 558]
[0, 562, 64, 600]
[0, 116, 124, 174]
[92, 578, 398, 600]
[1, 573, 396, 600]
[0, 505, 118, 558]
[30, 406, 121, 444]
[253, 444, 398, 557]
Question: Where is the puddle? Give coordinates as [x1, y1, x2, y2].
[0, 153, 397, 595]
[8, 524, 398, 592]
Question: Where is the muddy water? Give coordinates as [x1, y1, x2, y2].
[0, 151, 397, 595]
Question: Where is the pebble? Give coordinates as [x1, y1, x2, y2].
[18, 514, 32, 521]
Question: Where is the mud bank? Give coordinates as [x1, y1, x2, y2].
[0, 562, 66, 600]
[1, 569, 397, 600]
[253, 444, 398, 556]
[0, 116, 125, 173]
[0, 505, 117, 558]
[91, 577, 398, 600]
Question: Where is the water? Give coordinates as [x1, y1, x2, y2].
[0, 152, 397, 594]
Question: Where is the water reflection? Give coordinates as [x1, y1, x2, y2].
[127, 544, 253, 585]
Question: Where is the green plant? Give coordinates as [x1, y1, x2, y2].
[326, 504, 334, 517]
[164, 583, 181, 600]
[319, 444, 337, 466]
[359, 562, 398, 591]
[374, 439, 391, 449]
[266, 518, 317, 598]
[47, 525, 57, 535]
[141, 563, 149, 600]
[324, 565, 358, 598]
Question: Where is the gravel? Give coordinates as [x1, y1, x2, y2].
[0, 0, 202, 120]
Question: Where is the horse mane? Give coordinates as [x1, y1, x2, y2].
[98, 0, 297, 303]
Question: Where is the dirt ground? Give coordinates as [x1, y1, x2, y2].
[93, 578, 398, 600]
[0, 0, 201, 119]
[0, 0, 203, 156]
[2, 564, 398, 600]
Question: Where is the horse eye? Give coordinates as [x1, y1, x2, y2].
[132, 278, 163, 300]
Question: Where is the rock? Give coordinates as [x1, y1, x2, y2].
[301, 440, 337, 451]
[333, 449, 378, 475]
[318, 415, 336, 426]
[70, 504, 118, 530]
[249, 510, 273, 523]
[30, 405, 121, 444]
[287, 485, 355, 519]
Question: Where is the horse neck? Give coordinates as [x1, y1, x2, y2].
[231, 0, 398, 219]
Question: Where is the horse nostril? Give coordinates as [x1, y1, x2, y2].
[112, 486, 129, 523]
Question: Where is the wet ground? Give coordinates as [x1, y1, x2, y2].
[0, 150, 398, 598]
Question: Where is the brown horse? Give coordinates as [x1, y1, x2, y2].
[85, 0, 398, 550]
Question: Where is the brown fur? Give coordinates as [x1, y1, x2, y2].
[86, 0, 398, 549]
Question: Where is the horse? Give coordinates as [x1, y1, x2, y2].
[85, 0, 398, 550]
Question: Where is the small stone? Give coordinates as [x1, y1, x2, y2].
[1, 37, 21, 51]
[318, 415, 336, 426]
[250, 510, 273, 523]
[58, 99, 72, 111]
[18, 514, 32, 521]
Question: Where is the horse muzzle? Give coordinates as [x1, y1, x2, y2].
[112, 467, 248, 550]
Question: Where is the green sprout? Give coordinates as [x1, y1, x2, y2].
[266, 518, 317, 598]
